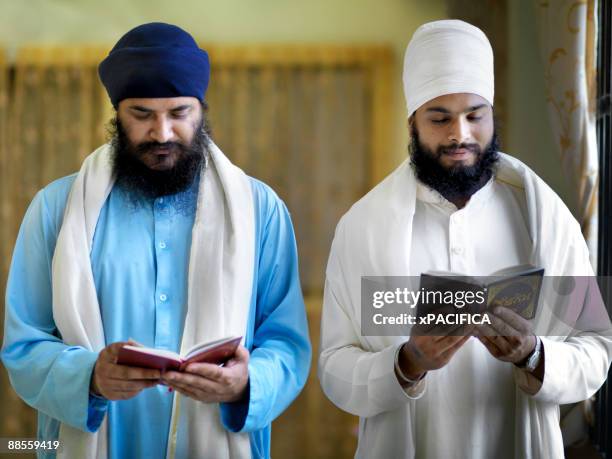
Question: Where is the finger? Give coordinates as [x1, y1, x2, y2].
[480, 333, 516, 357]
[416, 307, 460, 337]
[474, 322, 500, 338]
[167, 379, 211, 395]
[438, 335, 471, 360]
[427, 322, 466, 339]
[477, 335, 503, 357]
[183, 363, 226, 381]
[163, 371, 226, 393]
[106, 342, 132, 359]
[222, 346, 249, 368]
[112, 364, 161, 381]
[492, 307, 531, 335]
[167, 379, 221, 401]
[228, 345, 249, 364]
[433, 334, 473, 354]
[433, 323, 475, 339]
[488, 313, 521, 337]
[486, 332, 515, 354]
[235, 345, 249, 360]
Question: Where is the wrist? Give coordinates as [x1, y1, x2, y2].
[89, 363, 102, 397]
[515, 335, 542, 372]
[396, 344, 426, 382]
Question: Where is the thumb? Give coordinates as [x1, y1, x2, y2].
[225, 345, 249, 367]
[234, 345, 250, 362]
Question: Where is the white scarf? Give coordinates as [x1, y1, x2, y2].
[322, 152, 612, 458]
[51, 142, 254, 459]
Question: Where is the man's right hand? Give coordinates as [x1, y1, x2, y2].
[91, 342, 161, 400]
[398, 333, 472, 380]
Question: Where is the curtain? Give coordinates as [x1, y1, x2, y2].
[536, 0, 599, 263]
[0, 45, 111, 437]
[206, 55, 371, 295]
[0, 44, 394, 458]
[0, 49, 7, 305]
[536, 0, 599, 448]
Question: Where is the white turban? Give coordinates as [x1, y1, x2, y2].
[403, 19, 494, 117]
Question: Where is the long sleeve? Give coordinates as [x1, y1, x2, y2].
[318, 222, 425, 419]
[513, 335, 611, 404]
[522, 225, 612, 404]
[531, 283, 612, 404]
[1, 182, 108, 433]
[220, 190, 311, 433]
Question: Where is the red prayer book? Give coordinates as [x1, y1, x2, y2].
[117, 336, 242, 371]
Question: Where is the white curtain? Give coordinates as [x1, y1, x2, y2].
[536, 0, 599, 268]
[536, 1, 599, 447]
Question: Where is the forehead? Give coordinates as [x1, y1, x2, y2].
[417, 93, 491, 115]
[118, 96, 200, 111]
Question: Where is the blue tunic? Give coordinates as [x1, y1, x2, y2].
[1, 172, 311, 459]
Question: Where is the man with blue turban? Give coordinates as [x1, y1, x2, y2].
[2, 22, 311, 459]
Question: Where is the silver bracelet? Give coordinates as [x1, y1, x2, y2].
[394, 344, 426, 385]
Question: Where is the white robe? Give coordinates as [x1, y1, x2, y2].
[318, 153, 612, 458]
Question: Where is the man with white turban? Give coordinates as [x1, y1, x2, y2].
[318, 19, 612, 458]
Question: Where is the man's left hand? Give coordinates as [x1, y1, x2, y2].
[475, 307, 536, 364]
[161, 345, 250, 403]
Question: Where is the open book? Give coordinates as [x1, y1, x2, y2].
[419, 264, 544, 320]
[117, 336, 242, 371]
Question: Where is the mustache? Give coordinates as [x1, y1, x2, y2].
[134, 141, 185, 155]
[438, 143, 481, 156]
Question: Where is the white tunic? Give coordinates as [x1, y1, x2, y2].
[318, 154, 612, 459]
[410, 179, 530, 459]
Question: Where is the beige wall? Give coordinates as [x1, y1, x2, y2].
[0, 0, 448, 173]
[0, 0, 572, 208]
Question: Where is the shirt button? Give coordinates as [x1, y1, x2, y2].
[159, 294, 167, 302]
[159, 241, 167, 249]
[452, 246, 464, 255]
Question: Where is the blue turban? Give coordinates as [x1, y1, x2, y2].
[98, 22, 210, 107]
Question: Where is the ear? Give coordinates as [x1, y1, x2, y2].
[407, 115, 417, 137]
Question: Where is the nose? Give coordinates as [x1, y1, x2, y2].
[448, 117, 471, 144]
[149, 116, 174, 143]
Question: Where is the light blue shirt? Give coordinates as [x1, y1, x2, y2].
[1, 171, 311, 459]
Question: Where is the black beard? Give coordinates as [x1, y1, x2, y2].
[110, 117, 209, 200]
[409, 126, 500, 200]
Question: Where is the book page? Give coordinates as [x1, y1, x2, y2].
[122, 345, 181, 361]
[183, 336, 241, 360]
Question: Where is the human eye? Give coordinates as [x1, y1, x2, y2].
[467, 114, 483, 122]
[131, 110, 151, 120]
[431, 118, 449, 125]
[171, 107, 191, 119]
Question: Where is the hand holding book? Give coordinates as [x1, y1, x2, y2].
[161, 344, 251, 403]
[117, 336, 242, 372]
[91, 341, 162, 401]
